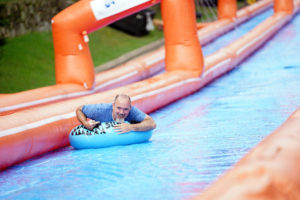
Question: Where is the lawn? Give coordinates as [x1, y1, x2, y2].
[0, 27, 164, 93]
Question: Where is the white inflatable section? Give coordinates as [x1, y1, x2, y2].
[90, 0, 149, 21]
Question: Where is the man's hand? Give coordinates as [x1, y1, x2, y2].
[113, 123, 133, 134]
[84, 120, 100, 130]
[76, 106, 100, 130]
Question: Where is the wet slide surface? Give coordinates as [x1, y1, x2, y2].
[202, 8, 273, 56]
[1, 10, 300, 200]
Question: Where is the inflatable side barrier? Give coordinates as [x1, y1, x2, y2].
[0, 0, 273, 115]
[0, 0, 298, 171]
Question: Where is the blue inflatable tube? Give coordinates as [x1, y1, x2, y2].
[69, 121, 153, 149]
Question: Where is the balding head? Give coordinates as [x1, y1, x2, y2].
[114, 94, 131, 105]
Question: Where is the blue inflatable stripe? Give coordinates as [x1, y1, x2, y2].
[69, 121, 152, 149]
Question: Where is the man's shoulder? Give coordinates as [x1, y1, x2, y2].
[130, 106, 142, 112]
[128, 106, 146, 121]
[98, 103, 112, 108]
[83, 103, 112, 111]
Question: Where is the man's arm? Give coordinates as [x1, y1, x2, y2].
[131, 115, 156, 131]
[76, 106, 100, 130]
[114, 115, 156, 134]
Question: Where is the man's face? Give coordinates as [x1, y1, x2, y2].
[112, 97, 131, 122]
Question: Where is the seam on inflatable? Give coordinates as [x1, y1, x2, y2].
[0, 91, 93, 112]
[236, 20, 281, 55]
[0, 112, 76, 137]
[203, 58, 232, 76]
[94, 70, 139, 91]
[132, 77, 201, 101]
[145, 54, 165, 66]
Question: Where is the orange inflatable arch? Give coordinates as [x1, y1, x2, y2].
[0, 0, 273, 115]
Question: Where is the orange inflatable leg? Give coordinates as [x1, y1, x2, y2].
[52, 0, 96, 89]
[274, 0, 294, 14]
[161, 0, 204, 76]
[218, 0, 237, 20]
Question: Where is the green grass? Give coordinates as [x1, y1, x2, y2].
[0, 32, 56, 93]
[89, 27, 163, 67]
[0, 27, 164, 93]
[195, 2, 249, 22]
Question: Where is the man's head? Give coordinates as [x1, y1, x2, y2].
[112, 94, 131, 122]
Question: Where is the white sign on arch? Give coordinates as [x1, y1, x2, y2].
[90, 0, 150, 21]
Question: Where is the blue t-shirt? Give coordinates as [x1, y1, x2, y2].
[82, 103, 146, 123]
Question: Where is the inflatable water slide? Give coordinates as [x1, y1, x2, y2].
[1, 5, 300, 199]
[0, 0, 273, 115]
[0, 0, 273, 168]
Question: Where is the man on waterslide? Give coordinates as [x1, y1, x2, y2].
[76, 94, 156, 134]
